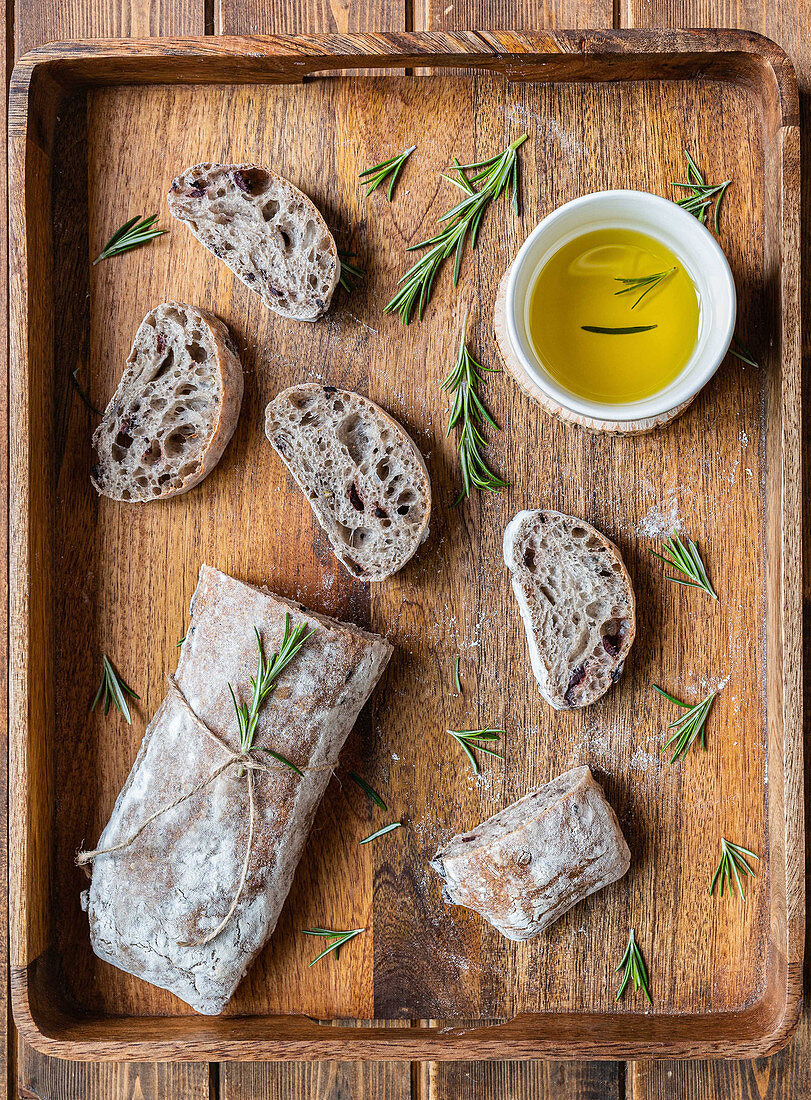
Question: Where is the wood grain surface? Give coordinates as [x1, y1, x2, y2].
[4, 2, 810, 1100]
[9, 9, 206, 1100]
[8, 29, 800, 1063]
[622, 2, 811, 1098]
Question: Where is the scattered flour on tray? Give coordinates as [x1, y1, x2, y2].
[505, 106, 591, 163]
[635, 496, 683, 538]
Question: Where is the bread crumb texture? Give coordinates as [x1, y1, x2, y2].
[265, 383, 431, 582]
[168, 163, 338, 321]
[503, 509, 636, 709]
[91, 302, 243, 502]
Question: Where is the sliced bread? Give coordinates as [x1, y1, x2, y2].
[91, 302, 243, 502]
[167, 163, 339, 321]
[265, 384, 431, 581]
[503, 509, 635, 709]
[430, 766, 631, 940]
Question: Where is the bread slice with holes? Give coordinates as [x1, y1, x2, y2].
[265, 384, 431, 581]
[91, 302, 243, 502]
[503, 510, 635, 709]
[167, 163, 339, 321]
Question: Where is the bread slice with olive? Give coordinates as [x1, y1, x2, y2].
[503, 509, 635, 709]
[91, 302, 243, 502]
[167, 163, 339, 321]
[265, 384, 431, 581]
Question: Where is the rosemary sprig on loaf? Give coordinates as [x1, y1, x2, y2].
[229, 616, 315, 773]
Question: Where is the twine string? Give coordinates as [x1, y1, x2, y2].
[76, 675, 337, 947]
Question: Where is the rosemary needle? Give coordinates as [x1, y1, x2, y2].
[670, 150, 730, 233]
[453, 655, 462, 694]
[581, 325, 657, 334]
[729, 336, 759, 368]
[337, 250, 365, 294]
[360, 822, 402, 845]
[229, 616, 315, 773]
[302, 927, 364, 965]
[359, 145, 415, 200]
[348, 771, 387, 811]
[615, 929, 652, 1003]
[614, 267, 675, 309]
[649, 532, 718, 600]
[447, 727, 504, 775]
[71, 369, 101, 415]
[710, 838, 760, 898]
[653, 684, 717, 762]
[91, 655, 140, 724]
[385, 135, 526, 323]
[442, 317, 507, 503]
[93, 214, 167, 265]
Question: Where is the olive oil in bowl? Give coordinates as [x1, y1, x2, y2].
[526, 228, 700, 404]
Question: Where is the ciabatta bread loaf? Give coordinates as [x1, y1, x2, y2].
[265, 384, 431, 581]
[168, 163, 339, 321]
[91, 302, 243, 502]
[85, 564, 392, 1014]
[503, 509, 635, 709]
[430, 766, 630, 940]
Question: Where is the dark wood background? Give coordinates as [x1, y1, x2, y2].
[2, 0, 809, 1098]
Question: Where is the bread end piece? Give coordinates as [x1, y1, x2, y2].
[503, 509, 636, 709]
[431, 765, 631, 940]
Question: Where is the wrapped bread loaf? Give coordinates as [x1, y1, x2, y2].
[83, 564, 392, 1014]
[430, 766, 630, 940]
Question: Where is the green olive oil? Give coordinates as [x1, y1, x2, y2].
[526, 228, 700, 403]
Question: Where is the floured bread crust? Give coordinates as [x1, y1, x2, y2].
[430, 766, 630, 940]
[86, 564, 392, 1014]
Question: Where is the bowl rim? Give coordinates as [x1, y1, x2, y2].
[504, 188, 737, 422]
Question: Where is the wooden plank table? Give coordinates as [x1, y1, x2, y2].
[3, 0, 809, 1097]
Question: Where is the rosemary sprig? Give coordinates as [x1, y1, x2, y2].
[93, 214, 167, 265]
[359, 145, 415, 200]
[442, 319, 507, 503]
[614, 267, 675, 309]
[615, 929, 652, 1003]
[581, 325, 657, 334]
[302, 927, 364, 965]
[337, 250, 365, 294]
[653, 684, 717, 762]
[71, 369, 101, 415]
[453, 655, 462, 693]
[729, 336, 759, 368]
[671, 150, 730, 233]
[710, 838, 760, 898]
[360, 822, 402, 845]
[649, 532, 718, 599]
[91, 655, 140, 724]
[229, 616, 315, 772]
[348, 771, 387, 811]
[447, 726, 504, 775]
[385, 135, 527, 323]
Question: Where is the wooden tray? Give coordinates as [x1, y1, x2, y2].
[9, 29, 803, 1062]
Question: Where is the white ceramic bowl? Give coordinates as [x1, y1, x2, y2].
[504, 190, 737, 423]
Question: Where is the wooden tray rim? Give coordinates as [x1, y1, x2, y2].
[7, 28, 803, 1062]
